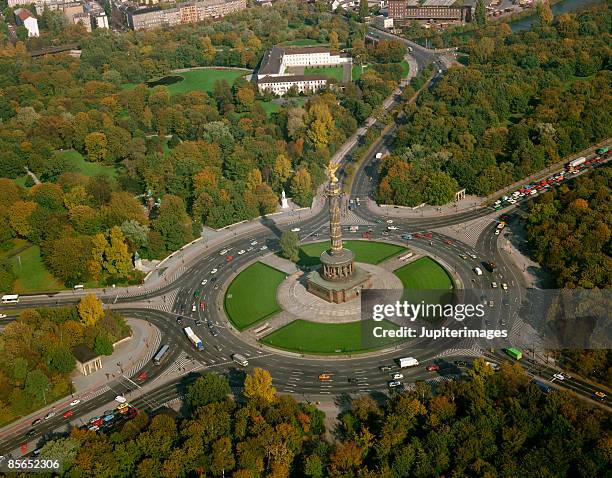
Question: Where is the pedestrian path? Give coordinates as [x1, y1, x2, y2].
[433, 216, 495, 248]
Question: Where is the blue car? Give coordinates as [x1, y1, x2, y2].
[402, 233, 412, 240]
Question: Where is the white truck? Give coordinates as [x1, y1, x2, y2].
[398, 357, 419, 368]
[232, 353, 249, 366]
[184, 327, 203, 351]
[568, 156, 586, 173]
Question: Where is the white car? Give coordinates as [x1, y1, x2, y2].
[392, 373, 404, 380]
[553, 373, 565, 381]
[250, 240, 258, 246]
[210, 268, 218, 274]
[69, 399, 81, 407]
[386, 220, 394, 224]
[0, 314, 6, 318]
[491, 282, 498, 288]
[502, 283, 508, 290]
[468, 253, 477, 259]
[388, 380, 402, 388]
[494, 229, 501, 235]
[238, 250, 245, 255]
[260, 245, 268, 251]
[387, 226, 398, 231]
[201, 279, 208, 286]
[219, 249, 228, 255]
[192, 304, 196, 312]
[290, 227, 301, 232]
[44, 411, 56, 420]
[247, 247, 254, 252]
[115, 395, 127, 404]
[474, 267, 483, 276]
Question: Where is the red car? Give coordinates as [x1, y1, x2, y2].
[413, 232, 423, 238]
[200, 300, 207, 310]
[423, 232, 433, 239]
[63, 410, 74, 419]
[136, 371, 148, 382]
[226, 255, 233, 262]
[443, 240, 453, 245]
[426, 364, 440, 372]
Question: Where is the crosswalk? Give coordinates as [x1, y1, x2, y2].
[434, 347, 484, 360]
[433, 217, 495, 248]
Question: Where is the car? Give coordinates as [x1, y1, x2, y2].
[500, 319, 507, 327]
[214, 284, 219, 290]
[426, 364, 440, 372]
[388, 380, 402, 388]
[136, 371, 148, 382]
[195, 319, 203, 326]
[215, 344, 223, 351]
[318, 373, 332, 381]
[219, 249, 228, 255]
[0, 314, 6, 318]
[238, 249, 245, 255]
[208, 325, 219, 337]
[70, 399, 81, 407]
[488, 300, 494, 308]
[423, 232, 433, 239]
[25, 429, 37, 438]
[459, 254, 467, 260]
[63, 410, 74, 418]
[386, 220, 394, 224]
[454, 360, 468, 367]
[246, 247, 254, 252]
[176, 316, 183, 325]
[31, 418, 42, 426]
[474, 267, 483, 276]
[443, 239, 453, 245]
[226, 255, 233, 262]
[494, 229, 501, 235]
[210, 268, 218, 274]
[387, 226, 398, 230]
[201, 279, 208, 286]
[594, 391, 607, 401]
[260, 245, 268, 251]
[502, 283, 508, 290]
[44, 411, 56, 420]
[553, 373, 566, 381]
[491, 282, 498, 288]
[381, 231, 389, 236]
[392, 372, 404, 380]
[379, 365, 393, 372]
[290, 227, 301, 232]
[192, 304, 197, 312]
[250, 240, 258, 246]
[468, 253, 477, 259]
[115, 395, 127, 404]
[402, 233, 413, 240]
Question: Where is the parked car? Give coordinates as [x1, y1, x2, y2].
[426, 364, 440, 372]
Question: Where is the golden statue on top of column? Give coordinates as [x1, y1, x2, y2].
[327, 161, 339, 185]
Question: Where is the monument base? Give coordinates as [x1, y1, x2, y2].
[306, 266, 372, 304]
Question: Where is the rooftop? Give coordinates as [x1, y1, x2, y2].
[72, 344, 100, 363]
[15, 8, 32, 20]
[259, 74, 329, 84]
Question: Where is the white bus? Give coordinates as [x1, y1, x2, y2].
[398, 252, 414, 261]
[1, 294, 19, 304]
[153, 344, 170, 365]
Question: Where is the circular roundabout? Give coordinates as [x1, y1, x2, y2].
[223, 239, 457, 355]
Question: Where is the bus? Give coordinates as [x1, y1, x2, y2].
[505, 347, 523, 360]
[152, 344, 170, 365]
[1, 294, 19, 304]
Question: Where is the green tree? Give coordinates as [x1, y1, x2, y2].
[290, 168, 313, 207]
[359, 0, 368, 19]
[45, 347, 76, 374]
[186, 374, 231, 410]
[423, 172, 458, 206]
[475, 0, 487, 27]
[280, 231, 299, 262]
[152, 195, 193, 251]
[94, 334, 113, 355]
[25, 370, 51, 404]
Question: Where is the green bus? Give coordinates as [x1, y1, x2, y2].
[505, 348, 523, 360]
[596, 146, 609, 155]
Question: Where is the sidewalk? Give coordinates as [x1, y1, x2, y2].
[371, 194, 483, 219]
[0, 318, 160, 441]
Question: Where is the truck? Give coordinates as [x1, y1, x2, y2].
[232, 353, 249, 366]
[184, 326, 204, 351]
[567, 156, 586, 173]
[596, 146, 609, 156]
[505, 347, 522, 360]
[398, 357, 419, 368]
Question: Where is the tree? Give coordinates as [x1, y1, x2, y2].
[359, 0, 368, 19]
[186, 374, 231, 410]
[423, 172, 458, 206]
[243, 367, 276, 405]
[280, 231, 299, 262]
[39, 437, 80, 473]
[104, 227, 133, 278]
[537, 0, 553, 26]
[121, 220, 149, 249]
[152, 195, 193, 251]
[329, 31, 340, 51]
[45, 347, 76, 374]
[84, 132, 108, 162]
[290, 168, 313, 207]
[25, 370, 51, 403]
[211, 437, 235, 476]
[236, 87, 255, 112]
[78, 294, 104, 327]
[94, 334, 113, 355]
[475, 0, 486, 27]
[9, 200, 37, 237]
[273, 154, 292, 189]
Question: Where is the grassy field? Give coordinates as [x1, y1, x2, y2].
[352, 64, 371, 81]
[6, 243, 63, 293]
[59, 150, 118, 178]
[122, 68, 249, 95]
[394, 257, 454, 290]
[400, 60, 410, 78]
[224, 262, 286, 330]
[257, 100, 281, 116]
[304, 65, 344, 82]
[260, 319, 404, 354]
[297, 240, 405, 267]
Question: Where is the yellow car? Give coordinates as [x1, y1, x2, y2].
[594, 391, 607, 401]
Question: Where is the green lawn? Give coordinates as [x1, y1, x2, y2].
[304, 66, 345, 82]
[297, 240, 405, 267]
[400, 60, 410, 78]
[9, 244, 63, 293]
[224, 262, 286, 330]
[122, 68, 249, 95]
[394, 257, 454, 290]
[260, 319, 404, 354]
[352, 64, 371, 81]
[257, 100, 281, 116]
[59, 150, 118, 178]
